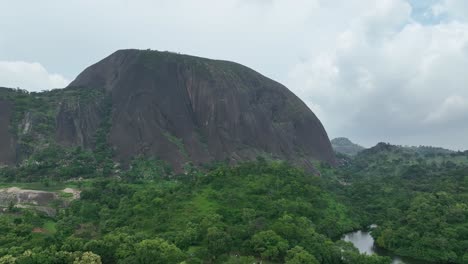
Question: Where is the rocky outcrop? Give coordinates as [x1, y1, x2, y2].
[55, 96, 105, 148]
[0, 50, 336, 172]
[0, 187, 57, 207]
[0, 99, 16, 165]
[0, 187, 81, 217]
[67, 50, 336, 170]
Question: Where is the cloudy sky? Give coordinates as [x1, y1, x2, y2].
[1, 0, 468, 150]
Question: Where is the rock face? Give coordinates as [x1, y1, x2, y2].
[66, 50, 335, 170]
[0, 49, 336, 171]
[0, 187, 57, 207]
[0, 187, 81, 216]
[55, 95, 105, 148]
[0, 99, 16, 165]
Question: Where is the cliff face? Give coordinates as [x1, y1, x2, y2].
[0, 99, 16, 165]
[0, 50, 335, 171]
[67, 50, 335, 170]
[55, 95, 105, 148]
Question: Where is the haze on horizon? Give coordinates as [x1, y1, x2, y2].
[1, 0, 468, 150]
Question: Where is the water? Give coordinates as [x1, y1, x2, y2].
[342, 228, 426, 264]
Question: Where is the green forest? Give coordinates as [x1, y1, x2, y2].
[325, 144, 468, 263]
[0, 141, 467, 263]
[0, 88, 466, 263]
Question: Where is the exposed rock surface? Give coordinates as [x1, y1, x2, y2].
[55, 96, 105, 148]
[0, 187, 80, 216]
[0, 99, 16, 165]
[63, 188, 81, 199]
[0, 187, 57, 206]
[0, 50, 336, 171]
[67, 50, 336, 170]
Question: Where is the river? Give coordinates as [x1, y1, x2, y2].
[342, 228, 427, 264]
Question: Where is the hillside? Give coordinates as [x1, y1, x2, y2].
[0, 160, 391, 264]
[0, 49, 335, 172]
[331, 137, 365, 156]
[322, 142, 468, 263]
[0, 131, 465, 263]
[2, 50, 466, 263]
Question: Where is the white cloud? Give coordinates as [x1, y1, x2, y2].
[1, 0, 468, 149]
[424, 95, 468, 124]
[0, 61, 69, 92]
[286, 0, 468, 149]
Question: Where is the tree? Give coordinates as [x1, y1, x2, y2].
[224, 255, 257, 264]
[205, 227, 232, 258]
[135, 238, 185, 264]
[73, 252, 102, 264]
[84, 239, 118, 263]
[0, 255, 16, 264]
[285, 246, 319, 264]
[250, 230, 289, 261]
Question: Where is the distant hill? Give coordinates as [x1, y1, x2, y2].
[404, 145, 455, 156]
[353, 142, 467, 170]
[331, 137, 365, 156]
[360, 142, 456, 157]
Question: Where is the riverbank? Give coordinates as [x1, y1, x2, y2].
[342, 228, 429, 264]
